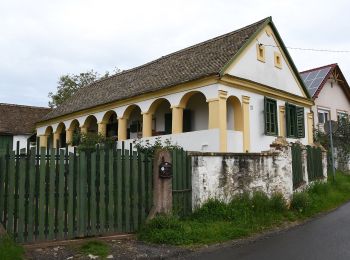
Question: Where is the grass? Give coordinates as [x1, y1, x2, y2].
[139, 171, 350, 246]
[0, 235, 24, 260]
[79, 240, 110, 258]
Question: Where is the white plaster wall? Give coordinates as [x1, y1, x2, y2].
[186, 93, 208, 131]
[117, 129, 220, 152]
[154, 101, 171, 132]
[227, 131, 243, 153]
[13, 135, 31, 150]
[227, 25, 305, 97]
[313, 79, 350, 124]
[227, 102, 234, 130]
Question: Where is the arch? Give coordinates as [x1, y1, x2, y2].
[122, 104, 141, 119]
[55, 122, 66, 134]
[148, 99, 172, 136]
[55, 122, 67, 148]
[101, 110, 118, 124]
[102, 110, 118, 138]
[83, 115, 98, 134]
[122, 105, 142, 139]
[45, 126, 53, 135]
[227, 96, 243, 131]
[68, 119, 80, 131]
[181, 92, 208, 132]
[44, 126, 54, 149]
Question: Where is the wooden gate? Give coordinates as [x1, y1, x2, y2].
[307, 145, 323, 181]
[172, 149, 192, 217]
[291, 143, 303, 189]
[0, 143, 153, 243]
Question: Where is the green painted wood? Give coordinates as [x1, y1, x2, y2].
[146, 154, 153, 213]
[99, 148, 106, 234]
[27, 148, 36, 242]
[90, 152, 97, 236]
[67, 153, 75, 239]
[38, 147, 46, 240]
[47, 149, 56, 240]
[0, 156, 5, 224]
[6, 151, 15, 235]
[78, 151, 87, 237]
[116, 149, 122, 232]
[132, 151, 139, 231]
[186, 152, 192, 215]
[17, 155, 26, 242]
[139, 153, 146, 225]
[124, 149, 130, 232]
[57, 151, 65, 239]
[107, 148, 115, 232]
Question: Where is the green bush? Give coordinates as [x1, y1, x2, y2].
[0, 235, 24, 260]
[269, 193, 288, 212]
[291, 192, 311, 213]
[191, 199, 234, 221]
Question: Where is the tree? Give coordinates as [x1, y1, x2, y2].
[48, 68, 120, 108]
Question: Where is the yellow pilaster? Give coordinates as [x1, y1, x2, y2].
[66, 129, 74, 145]
[208, 98, 220, 129]
[117, 117, 128, 141]
[53, 132, 60, 148]
[39, 135, 48, 148]
[98, 123, 107, 137]
[307, 112, 314, 145]
[142, 112, 153, 138]
[279, 106, 285, 137]
[242, 95, 250, 152]
[80, 126, 88, 135]
[171, 106, 183, 134]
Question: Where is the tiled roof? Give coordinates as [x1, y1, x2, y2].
[0, 103, 51, 135]
[43, 17, 270, 120]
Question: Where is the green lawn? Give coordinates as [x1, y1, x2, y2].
[0, 235, 24, 260]
[138, 172, 350, 246]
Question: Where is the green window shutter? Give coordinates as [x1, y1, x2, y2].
[164, 113, 172, 134]
[296, 107, 305, 138]
[264, 97, 278, 135]
[183, 109, 192, 132]
[286, 102, 291, 137]
[264, 97, 268, 134]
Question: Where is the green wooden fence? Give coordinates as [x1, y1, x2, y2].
[307, 145, 323, 181]
[172, 149, 192, 217]
[0, 143, 153, 243]
[291, 143, 303, 189]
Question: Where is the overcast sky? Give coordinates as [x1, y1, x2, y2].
[1, 0, 349, 107]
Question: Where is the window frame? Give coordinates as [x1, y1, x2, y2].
[286, 103, 305, 139]
[264, 97, 279, 136]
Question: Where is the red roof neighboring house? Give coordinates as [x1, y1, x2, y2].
[300, 63, 350, 100]
[0, 103, 51, 135]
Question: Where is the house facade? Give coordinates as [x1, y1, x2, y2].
[300, 64, 350, 131]
[0, 103, 51, 153]
[36, 17, 314, 153]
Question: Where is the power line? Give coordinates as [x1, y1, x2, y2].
[257, 41, 350, 53]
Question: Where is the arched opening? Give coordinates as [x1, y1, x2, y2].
[83, 115, 98, 134]
[148, 99, 172, 136]
[227, 96, 243, 131]
[55, 122, 66, 148]
[68, 119, 80, 146]
[180, 92, 208, 132]
[44, 126, 54, 149]
[102, 111, 118, 138]
[123, 105, 142, 139]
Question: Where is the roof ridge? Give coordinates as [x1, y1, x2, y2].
[0, 103, 51, 110]
[82, 17, 270, 87]
[300, 63, 338, 74]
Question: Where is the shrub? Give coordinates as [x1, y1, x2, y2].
[291, 192, 311, 213]
[269, 193, 288, 212]
[191, 199, 233, 221]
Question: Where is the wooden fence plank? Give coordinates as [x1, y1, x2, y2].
[77, 151, 86, 237]
[132, 151, 139, 231]
[27, 148, 36, 242]
[90, 152, 97, 236]
[124, 149, 130, 232]
[116, 149, 122, 232]
[139, 153, 146, 225]
[38, 147, 46, 240]
[108, 148, 115, 232]
[67, 153, 75, 239]
[6, 151, 15, 235]
[17, 155, 26, 242]
[99, 148, 106, 234]
[48, 149, 56, 240]
[57, 151, 65, 239]
[0, 156, 5, 224]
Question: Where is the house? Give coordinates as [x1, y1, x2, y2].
[0, 103, 51, 153]
[35, 17, 314, 153]
[300, 64, 350, 131]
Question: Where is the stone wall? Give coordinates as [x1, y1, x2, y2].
[190, 138, 327, 208]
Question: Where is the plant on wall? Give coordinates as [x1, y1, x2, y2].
[133, 137, 182, 156]
[70, 132, 117, 152]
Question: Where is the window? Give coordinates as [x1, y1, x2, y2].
[264, 97, 278, 135]
[337, 111, 348, 122]
[256, 43, 265, 62]
[164, 113, 172, 134]
[183, 109, 192, 132]
[286, 103, 305, 138]
[318, 109, 330, 124]
[274, 52, 282, 69]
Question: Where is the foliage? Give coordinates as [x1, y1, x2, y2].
[48, 68, 120, 108]
[76, 133, 117, 152]
[139, 172, 350, 246]
[133, 137, 182, 156]
[0, 235, 24, 260]
[79, 240, 110, 258]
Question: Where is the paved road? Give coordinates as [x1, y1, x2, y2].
[184, 202, 350, 260]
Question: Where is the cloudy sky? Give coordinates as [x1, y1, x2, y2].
[1, 0, 349, 107]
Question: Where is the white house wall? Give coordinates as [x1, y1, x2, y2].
[227, 25, 305, 98]
[13, 135, 31, 150]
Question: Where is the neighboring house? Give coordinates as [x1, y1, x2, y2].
[0, 103, 51, 153]
[36, 17, 314, 153]
[300, 64, 350, 131]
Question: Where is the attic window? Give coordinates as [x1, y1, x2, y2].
[256, 43, 265, 62]
[274, 52, 282, 69]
